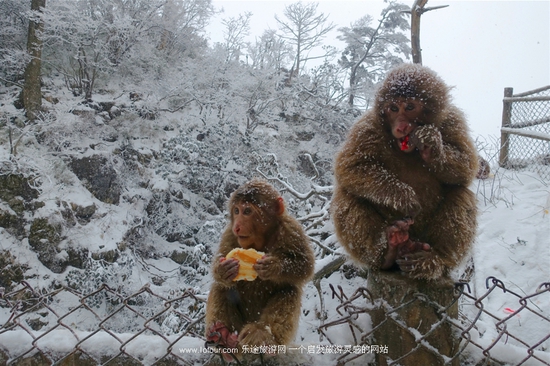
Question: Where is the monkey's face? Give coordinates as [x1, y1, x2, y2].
[231, 202, 268, 251]
[384, 98, 424, 153]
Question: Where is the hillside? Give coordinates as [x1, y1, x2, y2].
[0, 78, 548, 364]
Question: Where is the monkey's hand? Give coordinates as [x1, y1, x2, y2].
[381, 218, 414, 270]
[386, 218, 414, 248]
[410, 125, 444, 163]
[396, 247, 445, 280]
[238, 322, 277, 349]
[254, 255, 282, 281]
[215, 258, 239, 285]
[397, 240, 431, 258]
[395, 250, 432, 273]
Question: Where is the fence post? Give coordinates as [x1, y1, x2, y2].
[368, 271, 459, 366]
[499, 87, 514, 167]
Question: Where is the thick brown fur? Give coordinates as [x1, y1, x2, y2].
[205, 179, 315, 352]
[331, 63, 478, 281]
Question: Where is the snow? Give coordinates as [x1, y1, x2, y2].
[0, 2, 549, 364]
[0, 114, 548, 364]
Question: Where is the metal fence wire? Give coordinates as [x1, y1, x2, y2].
[0, 277, 549, 365]
[0, 282, 207, 366]
[320, 277, 550, 366]
[499, 85, 550, 182]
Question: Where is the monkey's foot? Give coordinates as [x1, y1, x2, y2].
[206, 321, 239, 362]
[238, 322, 277, 351]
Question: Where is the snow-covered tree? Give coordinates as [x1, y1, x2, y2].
[0, 0, 29, 85]
[247, 29, 293, 73]
[221, 12, 251, 63]
[338, 1, 411, 107]
[308, 56, 348, 108]
[40, 0, 214, 99]
[275, 1, 335, 79]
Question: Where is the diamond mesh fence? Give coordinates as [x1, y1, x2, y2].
[499, 86, 550, 182]
[1, 276, 548, 365]
[320, 277, 550, 366]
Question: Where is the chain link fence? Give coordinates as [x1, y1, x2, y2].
[499, 85, 550, 182]
[1, 276, 549, 365]
[320, 277, 550, 365]
[0, 282, 207, 366]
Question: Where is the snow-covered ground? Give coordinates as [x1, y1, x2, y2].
[1, 158, 548, 365]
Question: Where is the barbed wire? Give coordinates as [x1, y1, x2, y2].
[0, 276, 549, 365]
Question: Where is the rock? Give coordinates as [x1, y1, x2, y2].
[69, 155, 121, 204]
[0, 173, 40, 203]
[28, 218, 65, 273]
[0, 251, 28, 291]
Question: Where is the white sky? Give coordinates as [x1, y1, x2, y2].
[206, 0, 550, 139]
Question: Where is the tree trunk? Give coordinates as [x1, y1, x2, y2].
[411, 1, 449, 65]
[411, 0, 428, 64]
[348, 72, 356, 107]
[21, 0, 46, 120]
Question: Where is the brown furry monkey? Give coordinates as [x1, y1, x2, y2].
[331, 63, 478, 281]
[205, 179, 315, 360]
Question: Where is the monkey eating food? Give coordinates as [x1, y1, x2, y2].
[331, 63, 478, 281]
[205, 179, 315, 361]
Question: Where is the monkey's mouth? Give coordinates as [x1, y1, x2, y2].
[399, 135, 411, 151]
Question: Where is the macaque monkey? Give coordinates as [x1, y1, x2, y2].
[476, 156, 491, 179]
[205, 179, 315, 361]
[331, 63, 478, 281]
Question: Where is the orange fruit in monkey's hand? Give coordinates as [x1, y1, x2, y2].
[225, 248, 265, 281]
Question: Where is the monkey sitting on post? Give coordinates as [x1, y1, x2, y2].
[331, 63, 478, 281]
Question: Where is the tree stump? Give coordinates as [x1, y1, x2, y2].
[367, 270, 460, 366]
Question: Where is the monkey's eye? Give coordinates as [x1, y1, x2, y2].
[233, 207, 240, 215]
[405, 103, 416, 111]
[389, 105, 399, 112]
[243, 207, 253, 215]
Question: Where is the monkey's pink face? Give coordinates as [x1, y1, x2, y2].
[231, 202, 266, 251]
[385, 98, 424, 153]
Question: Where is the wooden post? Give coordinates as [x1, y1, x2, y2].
[368, 271, 459, 366]
[410, 1, 449, 65]
[499, 87, 514, 167]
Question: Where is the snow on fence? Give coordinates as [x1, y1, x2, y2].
[499, 85, 550, 182]
[320, 277, 550, 366]
[0, 277, 549, 365]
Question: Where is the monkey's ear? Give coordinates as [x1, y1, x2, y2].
[275, 197, 285, 216]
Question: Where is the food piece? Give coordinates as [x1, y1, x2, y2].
[400, 135, 410, 151]
[226, 248, 265, 281]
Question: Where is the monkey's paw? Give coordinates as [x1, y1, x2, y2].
[410, 125, 443, 163]
[254, 255, 282, 281]
[396, 251, 444, 280]
[238, 322, 277, 349]
[386, 218, 414, 247]
[206, 321, 240, 362]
